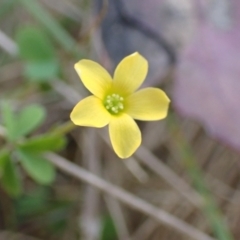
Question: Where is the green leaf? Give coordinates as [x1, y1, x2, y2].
[16, 25, 59, 81]
[16, 187, 50, 216]
[0, 148, 10, 165]
[1, 156, 22, 197]
[100, 215, 118, 240]
[16, 25, 55, 60]
[0, 149, 10, 172]
[16, 104, 46, 137]
[19, 0, 76, 53]
[17, 149, 55, 185]
[1, 101, 17, 141]
[25, 60, 59, 81]
[19, 134, 66, 152]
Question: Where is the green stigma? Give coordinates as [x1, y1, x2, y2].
[104, 93, 124, 114]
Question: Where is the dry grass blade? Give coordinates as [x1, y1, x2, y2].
[104, 195, 131, 240]
[0, 30, 18, 55]
[45, 152, 216, 240]
[79, 129, 101, 240]
[131, 218, 159, 240]
[136, 146, 203, 207]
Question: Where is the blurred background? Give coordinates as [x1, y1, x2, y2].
[0, 0, 240, 240]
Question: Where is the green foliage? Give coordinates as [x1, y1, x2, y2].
[19, 0, 77, 54]
[25, 61, 59, 81]
[17, 27, 55, 60]
[17, 149, 56, 185]
[15, 104, 46, 138]
[1, 102, 17, 141]
[19, 133, 66, 152]
[1, 102, 46, 141]
[16, 187, 51, 216]
[15, 187, 71, 236]
[0, 103, 66, 194]
[0, 149, 10, 174]
[16, 25, 59, 81]
[1, 156, 22, 197]
[100, 215, 118, 240]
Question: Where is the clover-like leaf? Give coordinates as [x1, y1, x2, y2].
[1, 102, 17, 141]
[15, 104, 46, 138]
[17, 149, 55, 185]
[25, 61, 59, 81]
[19, 134, 66, 152]
[16, 25, 59, 81]
[1, 156, 22, 197]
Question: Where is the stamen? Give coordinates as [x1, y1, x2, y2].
[104, 93, 125, 114]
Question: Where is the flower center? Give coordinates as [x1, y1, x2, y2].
[104, 93, 124, 114]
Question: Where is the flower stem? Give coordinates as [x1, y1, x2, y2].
[52, 121, 77, 136]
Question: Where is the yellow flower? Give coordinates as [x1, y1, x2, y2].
[70, 52, 170, 158]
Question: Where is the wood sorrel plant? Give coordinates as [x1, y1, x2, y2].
[70, 52, 170, 158]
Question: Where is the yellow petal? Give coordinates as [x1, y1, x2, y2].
[70, 96, 111, 127]
[126, 88, 170, 120]
[75, 60, 112, 99]
[113, 52, 148, 95]
[109, 114, 141, 158]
